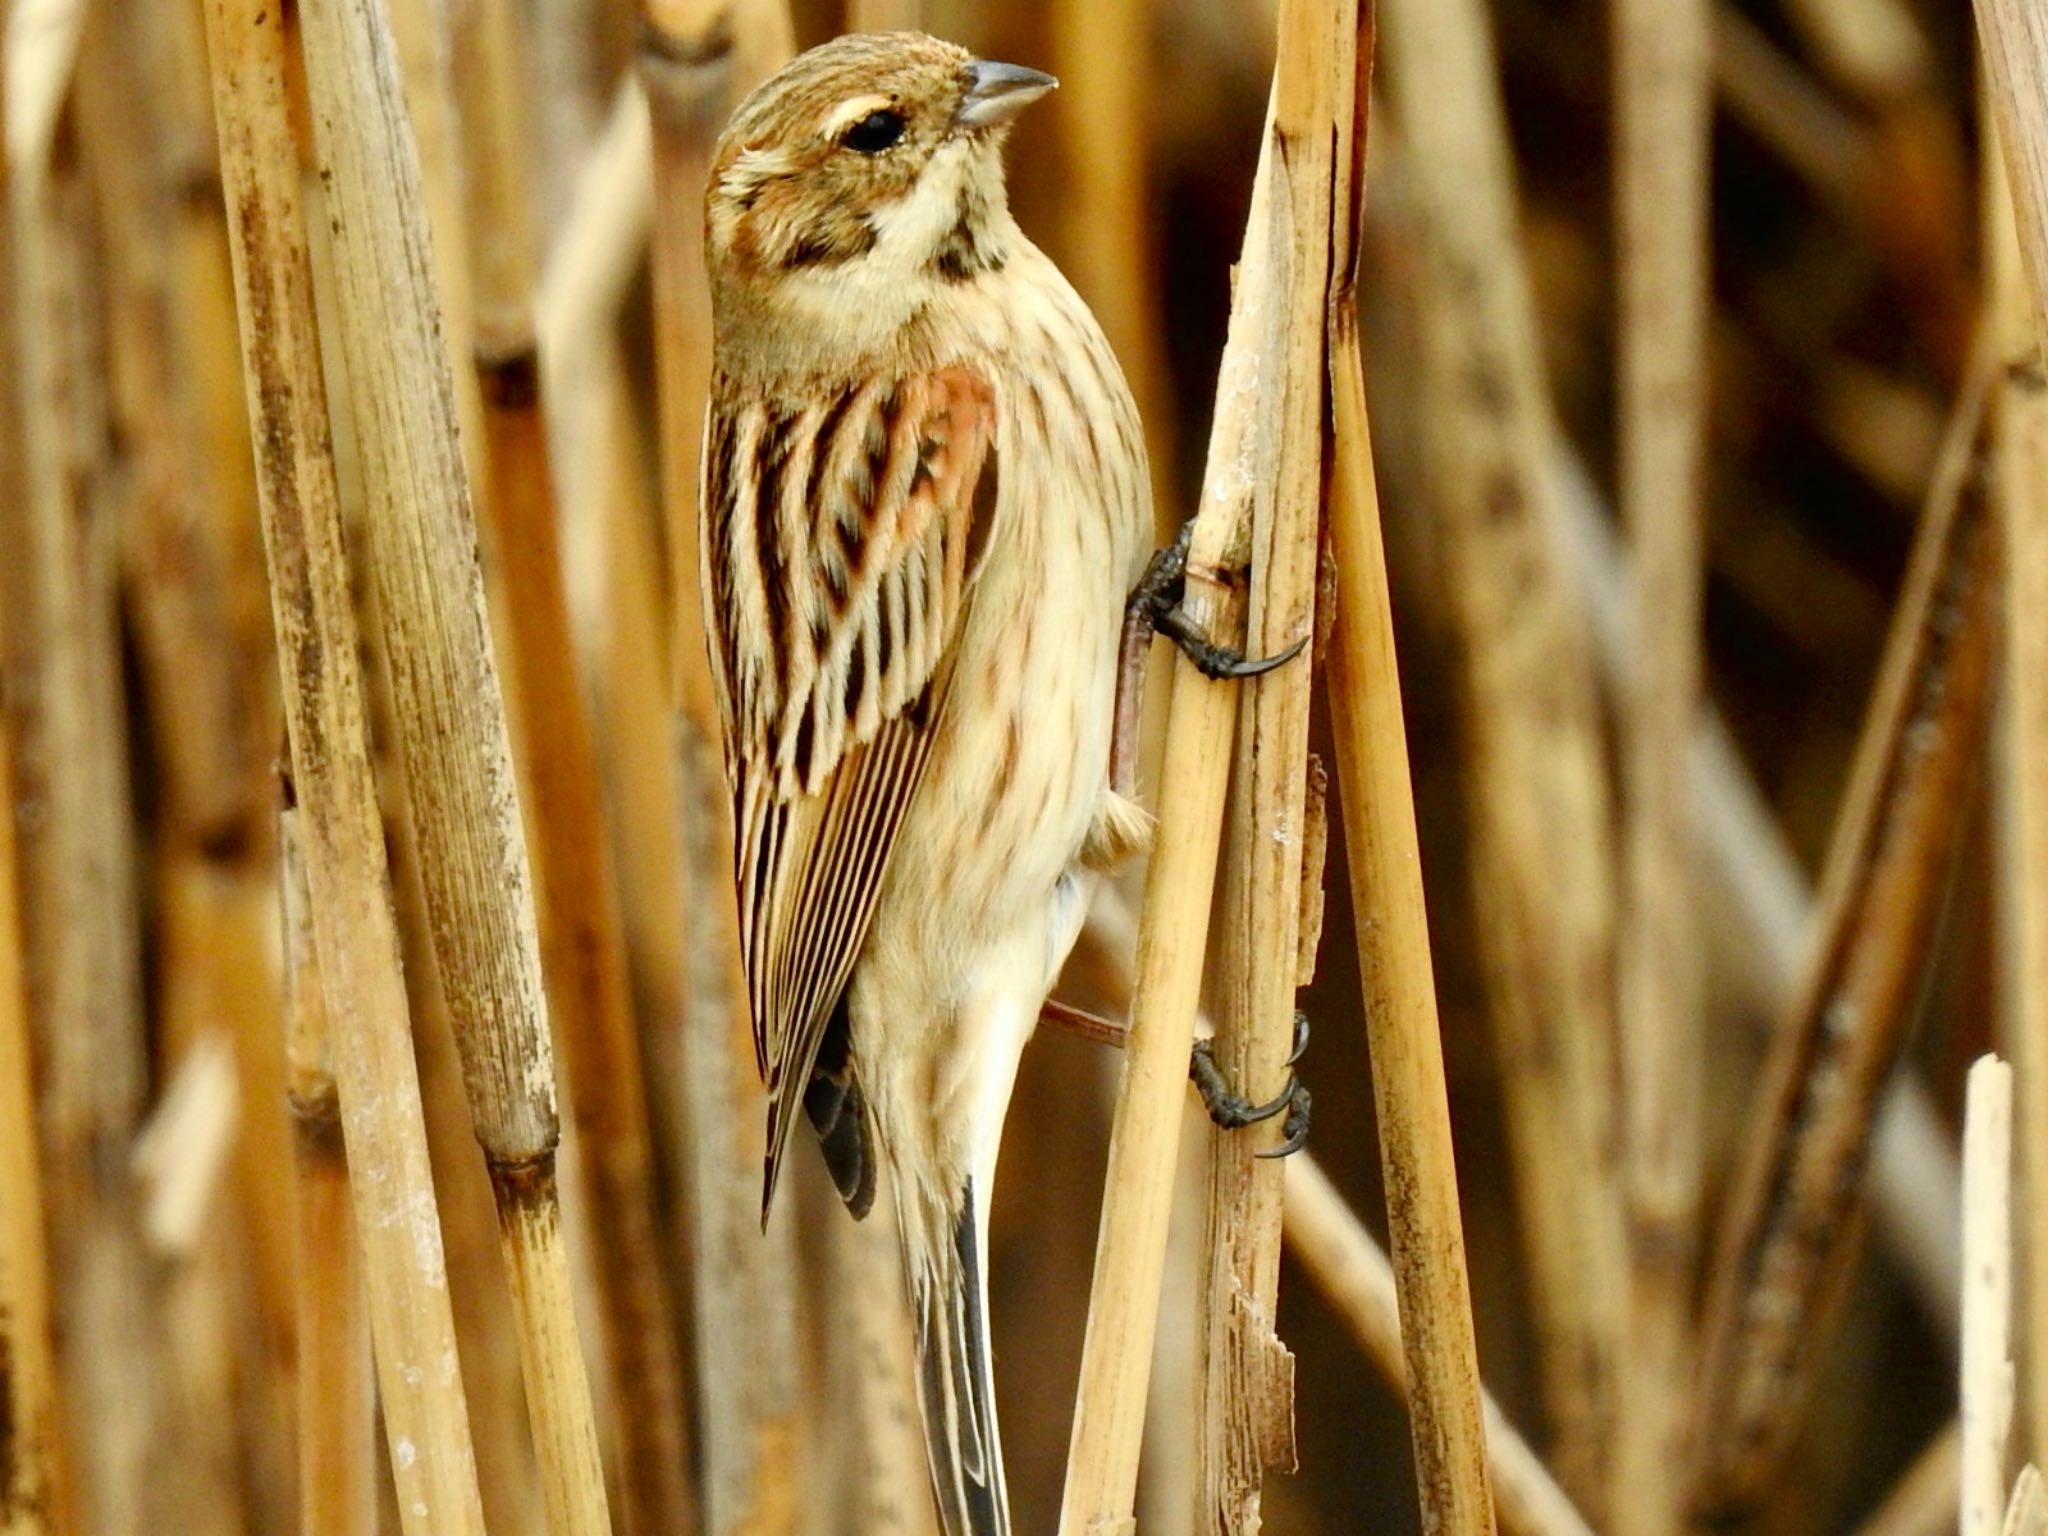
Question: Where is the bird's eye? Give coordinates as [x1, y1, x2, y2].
[843, 109, 906, 154]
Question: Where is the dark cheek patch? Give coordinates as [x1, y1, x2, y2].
[930, 183, 1005, 282]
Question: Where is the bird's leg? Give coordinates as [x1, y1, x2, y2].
[1040, 997, 1131, 1050]
[1038, 998, 1312, 1156]
[1122, 519, 1308, 691]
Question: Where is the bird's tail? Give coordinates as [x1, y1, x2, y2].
[897, 1172, 1010, 1536]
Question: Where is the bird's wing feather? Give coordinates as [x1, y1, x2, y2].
[702, 365, 999, 1213]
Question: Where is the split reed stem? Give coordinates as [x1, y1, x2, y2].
[1193, 0, 1349, 1526]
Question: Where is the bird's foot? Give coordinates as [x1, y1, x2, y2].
[1189, 1010, 1311, 1158]
[1127, 520, 1307, 682]
[1039, 998, 1312, 1156]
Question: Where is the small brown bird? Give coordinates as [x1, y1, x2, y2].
[700, 30, 1153, 1534]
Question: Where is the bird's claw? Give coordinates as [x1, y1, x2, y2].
[1188, 1025, 1312, 1157]
[1129, 521, 1306, 682]
[1256, 1082, 1311, 1160]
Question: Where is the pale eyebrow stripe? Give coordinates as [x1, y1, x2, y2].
[820, 94, 897, 138]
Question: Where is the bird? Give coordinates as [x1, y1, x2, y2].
[697, 31, 1153, 1534]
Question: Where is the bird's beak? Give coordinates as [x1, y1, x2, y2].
[954, 59, 1058, 130]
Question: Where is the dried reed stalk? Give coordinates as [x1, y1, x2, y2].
[1191, 0, 1349, 1527]
[1978, 0, 2048, 350]
[1050, 0, 1174, 536]
[446, 1, 693, 1529]
[537, 79, 653, 383]
[1557, 445, 1966, 1334]
[1711, 6, 1873, 216]
[131, 1037, 248, 1536]
[1784, 0, 1928, 106]
[0, 605, 64, 1536]
[1963, 1056, 2016, 1536]
[825, 1178, 941, 1536]
[75, 0, 260, 849]
[1854, 1423, 1961, 1536]
[1283, 1155, 1591, 1536]
[0, 40, 68, 1532]
[1979, 3, 2048, 1472]
[198, 0, 490, 1527]
[1328, 206, 1497, 1536]
[383, 0, 489, 494]
[1378, 0, 1626, 1501]
[92, 17, 299, 1507]
[292, 0, 615, 1527]
[1058, 63, 1311, 1531]
[2008, 1469, 2048, 1536]
[638, 4, 805, 1531]
[1688, 362, 2001, 1518]
[1611, 0, 1710, 1524]
[11, 86, 167, 1536]
[280, 812, 376, 1536]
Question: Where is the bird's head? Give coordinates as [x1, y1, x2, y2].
[705, 32, 1055, 353]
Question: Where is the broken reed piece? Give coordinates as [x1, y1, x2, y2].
[445, 0, 694, 1529]
[290, 0, 618, 1528]
[1611, 0, 1711, 1522]
[1327, 254, 1497, 1533]
[1192, 0, 1351, 1526]
[1283, 1154, 1591, 1536]
[198, 0, 490, 1528]
[1687, 358, 2001, 1519]
[637, 3, 808, 1531]
[1377, 0, 1628, 1502]
[1960, 1055, 2014, 1536]
[280, 811, 376, 1536]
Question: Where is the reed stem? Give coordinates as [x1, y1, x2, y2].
[1961, 1056, 2015, 1536]
[280, 812, 377, 1536]
[1193, 0, 1348, 1526]
[448, 0, 693, 1528]
[1327, 253, 1497, 1536]
[1611, 0, 1711, 1522]
[1376, 0, 1628, 1498]
[1283, 1155, 1591, 1536]
[1979, 9, 2048, 1472]
[198, 0, 489, 1526]
[637, 5, 804, 1531]
[1689, 360, 2000, 1518]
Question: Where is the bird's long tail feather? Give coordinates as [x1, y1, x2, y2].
[900, 1172, 1010, 1536]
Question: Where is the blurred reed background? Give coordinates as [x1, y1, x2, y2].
[2, 0, 2047, 1532]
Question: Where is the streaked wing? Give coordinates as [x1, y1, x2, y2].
[702, 365, 999, 1211]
